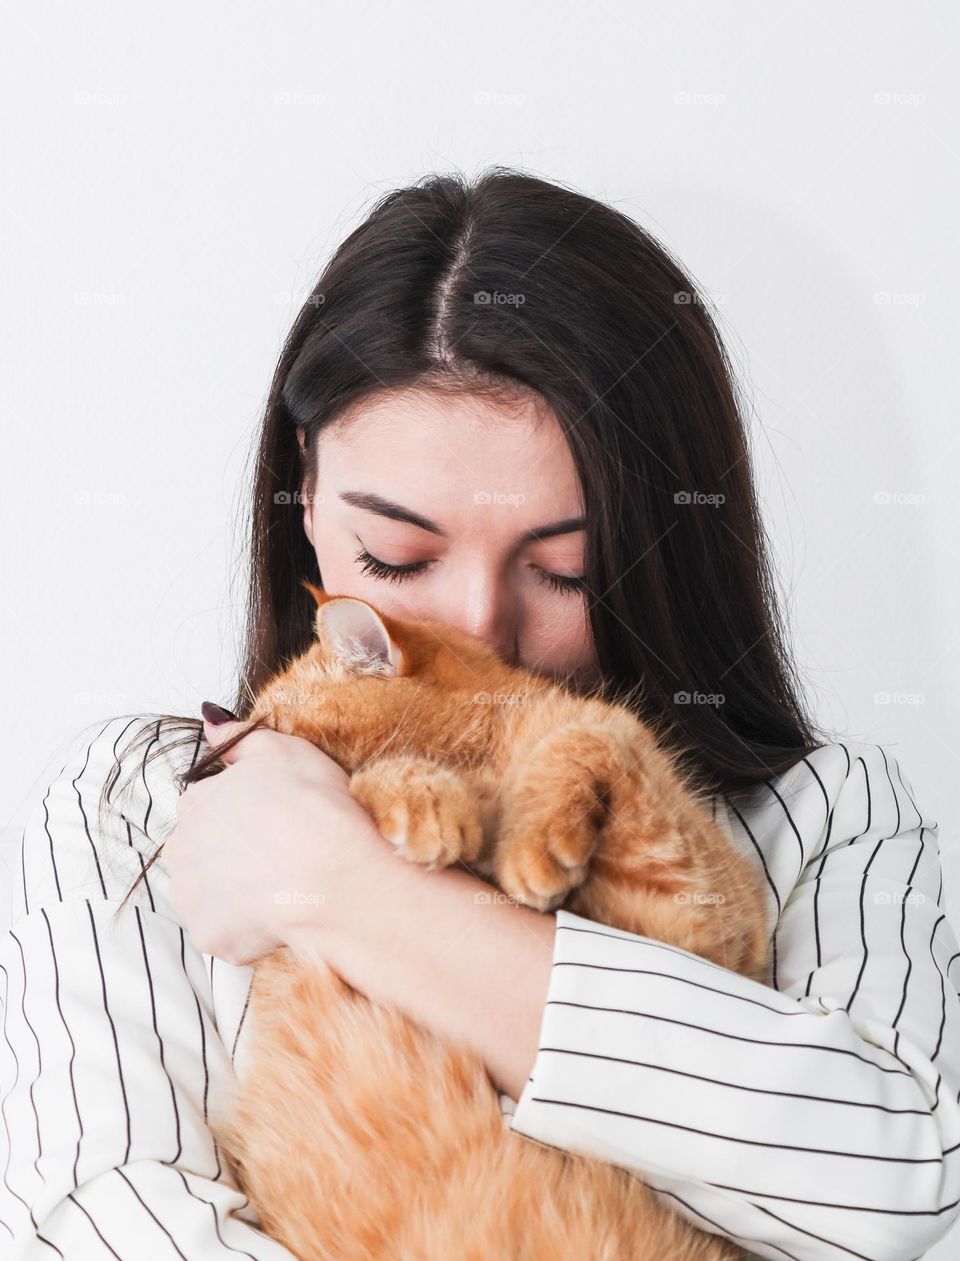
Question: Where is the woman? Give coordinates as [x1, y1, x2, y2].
[3, 167, 958, 1260]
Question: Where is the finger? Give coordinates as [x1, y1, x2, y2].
[202, 719, 257, 763]
[201, 703, 258, 763]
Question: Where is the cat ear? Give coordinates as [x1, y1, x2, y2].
[315, 597, 405, 677]
[300, 578, 328, 606]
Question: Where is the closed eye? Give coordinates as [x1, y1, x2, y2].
[353, 545, 433, 584]
[352, 545, 585, 595]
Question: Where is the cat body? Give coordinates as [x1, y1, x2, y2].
[209, 583, 770, 1260]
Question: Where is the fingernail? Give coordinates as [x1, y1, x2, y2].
[201, 701, 239, 725]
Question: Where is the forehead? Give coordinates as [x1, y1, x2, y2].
[316, 387, 584, 521]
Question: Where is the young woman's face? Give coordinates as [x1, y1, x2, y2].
[297, 387, 601, 689]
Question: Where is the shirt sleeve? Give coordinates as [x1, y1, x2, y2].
[0, 715, 298, 1259]
[507, 741, 960, 1261]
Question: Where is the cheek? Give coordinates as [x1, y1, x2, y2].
[523, 596, 595, 667]
[310, 550, 354, 596]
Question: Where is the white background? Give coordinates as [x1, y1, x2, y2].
[1, 2, 958, 1253]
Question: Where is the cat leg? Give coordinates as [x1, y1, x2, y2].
[348, 755, 486, 870]
[493, 724, 616, 912]
[493, 721, 770, 978]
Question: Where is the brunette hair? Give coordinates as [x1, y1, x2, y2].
[102, 165, 828, 911]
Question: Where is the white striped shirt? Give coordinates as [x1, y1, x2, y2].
[1, 715, 958, 1260]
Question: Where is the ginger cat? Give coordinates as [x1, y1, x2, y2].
[208, 581, 770, 1261]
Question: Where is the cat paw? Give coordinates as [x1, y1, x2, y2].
[495, 801, 604, 912]
[349, 759, 485, 871]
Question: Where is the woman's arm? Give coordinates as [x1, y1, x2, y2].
[0, 718, 299, 1258]
[286, 851, 558, 1102]
[288, 740, 960, 1261]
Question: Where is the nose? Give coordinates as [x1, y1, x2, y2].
[431, 577, 519, 666]
[449, 610, 519, 666]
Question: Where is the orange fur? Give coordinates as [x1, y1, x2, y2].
[208, 584, 770, 1259]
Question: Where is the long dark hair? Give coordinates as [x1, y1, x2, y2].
[103, 165, 828, 912]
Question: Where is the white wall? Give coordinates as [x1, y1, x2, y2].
[1, 1, 957, 1252]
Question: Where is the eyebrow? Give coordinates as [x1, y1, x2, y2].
[338, 490, 586, 544]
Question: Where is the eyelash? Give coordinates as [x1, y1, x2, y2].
[352, 546, 586, 596]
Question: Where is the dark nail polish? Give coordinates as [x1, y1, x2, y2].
[201, 701, 239, 725]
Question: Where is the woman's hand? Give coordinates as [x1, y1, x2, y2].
[164, 709, 394, 966]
